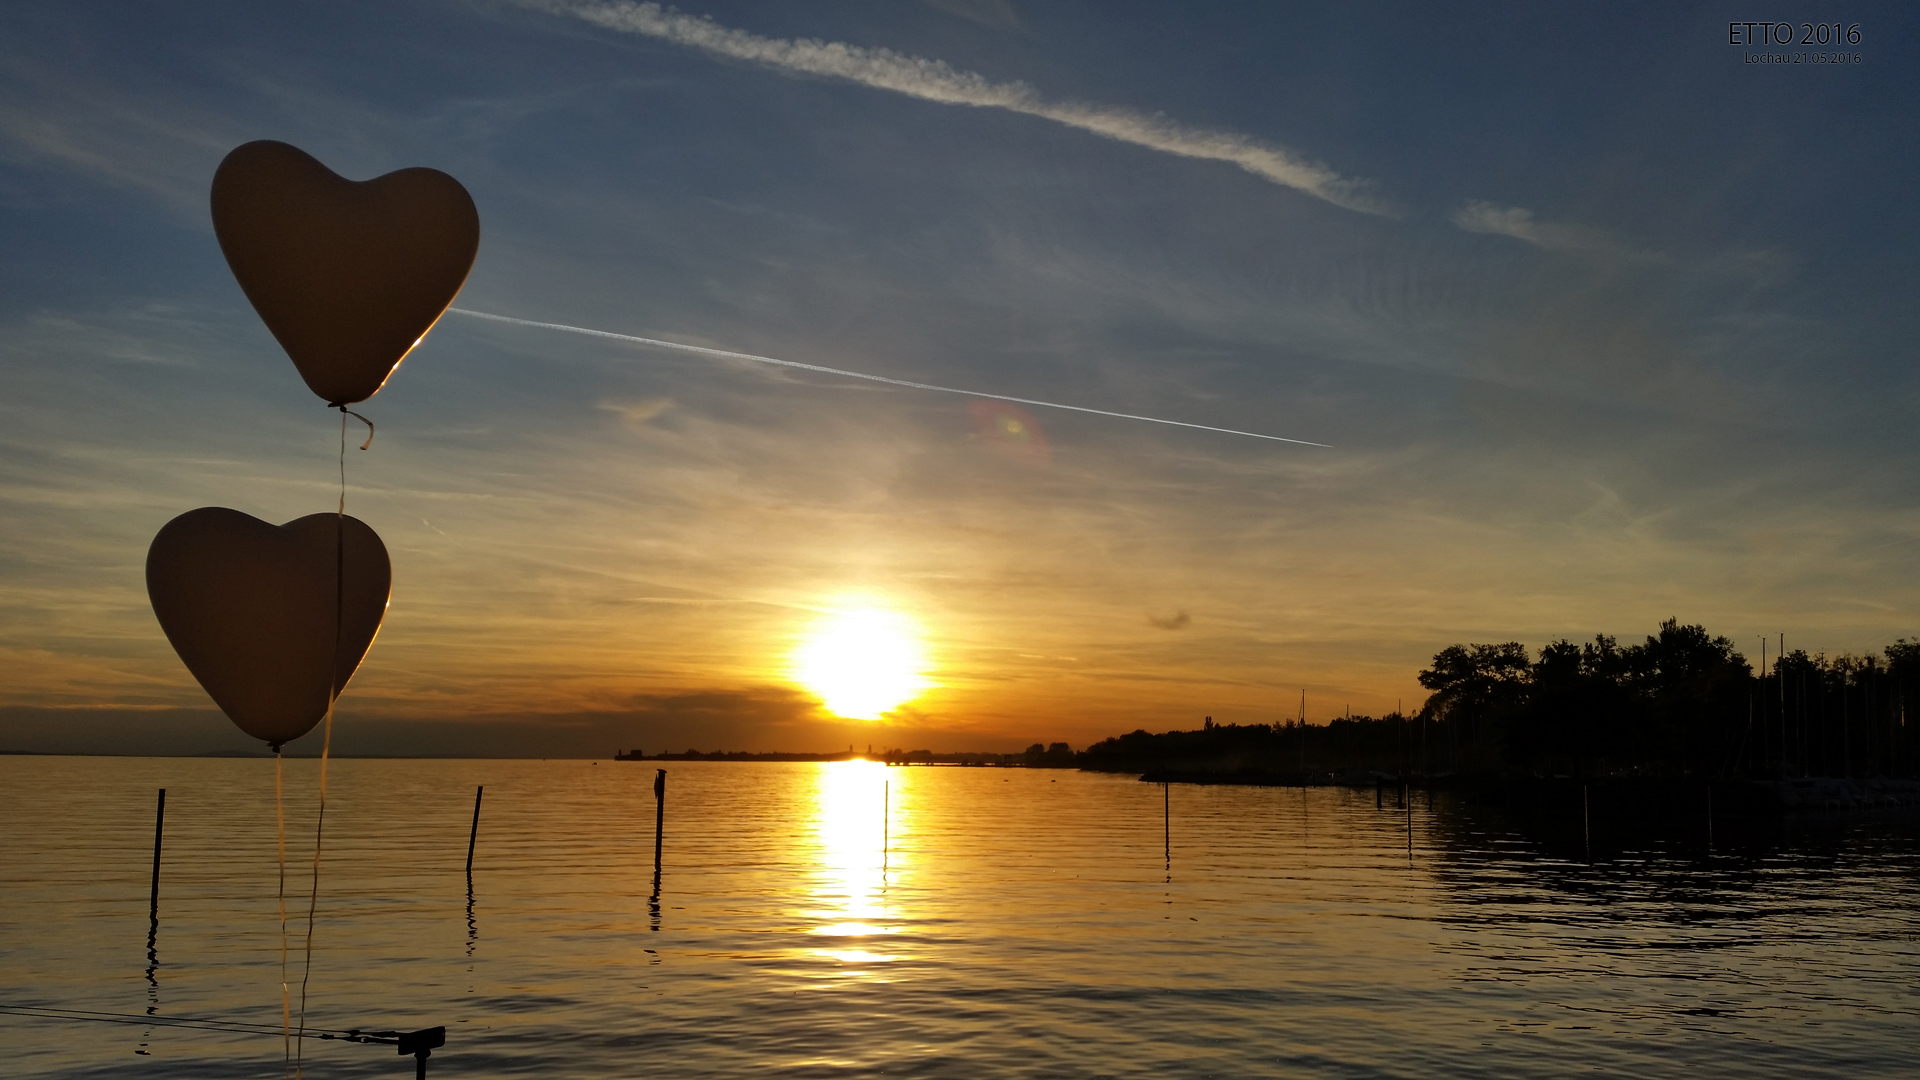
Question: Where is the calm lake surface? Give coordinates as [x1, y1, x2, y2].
[2, 756, 1916, 1078]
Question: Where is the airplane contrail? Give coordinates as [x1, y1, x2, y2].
[508, 0, 1393, 217]
[448, 308, 1330, 447]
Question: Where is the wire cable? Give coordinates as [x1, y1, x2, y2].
[0, 1004, 412, 1046]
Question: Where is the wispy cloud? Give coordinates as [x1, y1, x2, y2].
[1452, 200, 1659, 261]
[513, 0, 1395, 215]
[1147, 609, 1191, 631]
[0, 52, 236, 216]
[600, 396, 674, 426]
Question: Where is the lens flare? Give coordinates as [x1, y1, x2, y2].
[969, 400, 1049, 463]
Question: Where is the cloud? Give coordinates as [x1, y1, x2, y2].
[1452, 200, 1550, 245]
[0, 52, 237, 217]
[513, 1, 1394, 215]
[1147, 609, 1191, 631]
[601, 396, 674, 425]
[0, 687, 1058, 756]
[1451, 200, 1658, 261]
[0, 690, 821, 757]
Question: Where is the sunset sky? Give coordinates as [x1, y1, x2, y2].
[3, 2, 1916, 756]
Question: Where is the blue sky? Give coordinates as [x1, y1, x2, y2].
[2, 1, 1916, 755]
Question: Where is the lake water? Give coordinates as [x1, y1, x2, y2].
[2, 756, 1916, 1078]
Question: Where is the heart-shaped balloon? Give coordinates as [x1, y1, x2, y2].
[146, 507, 391, 747]
[210, 140, 480, 406]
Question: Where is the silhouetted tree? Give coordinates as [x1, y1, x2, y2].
[1887, 640, 1920, 776]
[1417, 642, 1530, 769]
[1617, 619, 1748, 776]
[1776, 648, 1822, 776]
[1509, 636, 1636, 775]
[1080, 621, 1914, 780]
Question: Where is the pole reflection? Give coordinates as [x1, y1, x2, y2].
[140, 786, 164, 1056]
[651, 768, 666, 933]
[805, 761, 898, 965]
[648, 865, 662, 933]
[139, 907, 159, 1055]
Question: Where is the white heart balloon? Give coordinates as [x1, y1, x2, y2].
[146, 507, 391, 747]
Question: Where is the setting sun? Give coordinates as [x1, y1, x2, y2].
[793, 606, 930, 720]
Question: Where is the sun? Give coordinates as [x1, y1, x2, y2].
[793, 606, 930, 720]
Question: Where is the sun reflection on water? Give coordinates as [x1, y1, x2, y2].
[806, 760, 899, 966]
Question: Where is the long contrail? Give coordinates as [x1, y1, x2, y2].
[448, 308, 1329, 447]
[509, 0, 1393, 217]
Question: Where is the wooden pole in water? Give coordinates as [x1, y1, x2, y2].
[1582, 784, 1591, 863]
[1163, 781, 1170, 863]
[149, 788, 166, 916]
[653, 769, 667, 874]
[1774, 630, 1789, 772]
[465, 786, 483, 875]
[1706, 784, 1714, 851]
[883, 781, 889, 867]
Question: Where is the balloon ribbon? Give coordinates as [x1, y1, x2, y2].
[292, 407, 355, 1076]
[336, 406, 374, 451]
[276, 748, 289, 1075]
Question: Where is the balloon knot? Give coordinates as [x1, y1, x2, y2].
[335, 405, 375, 450]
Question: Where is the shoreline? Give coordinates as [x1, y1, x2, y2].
[1129, 767, 1920, 813]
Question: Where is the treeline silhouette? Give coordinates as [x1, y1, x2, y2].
[1080, 619, 1919, 780]
[1080, 712, 1424, 779]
